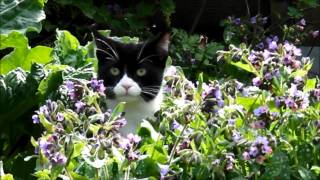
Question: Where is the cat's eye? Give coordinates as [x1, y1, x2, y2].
[110, 67, 120, 76]
[136, 68, 147, 77]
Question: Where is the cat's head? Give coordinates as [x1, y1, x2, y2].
[94, 32, 170, 102]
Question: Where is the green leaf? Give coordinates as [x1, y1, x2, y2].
[37, 70, 63, 102]
[51, 165, 64, 180]
[0, 0, 46, 34]
[288, 6, 303, 18]
[71, 141, 85, 159]
[0, 63, 45, 123]
[110, 102, 126, 121]
[230, 61, 258, 75]
[304, 78, 316, 92]
[236, 96, 262, 112]
[54, 30, 91, 68]
[33, 169, 50, 180]
[160, 0, 175, 16]
[311, 166, 320, 175]
[0, 32, 52, 74]
[134, 157, 160, 178]
[298, 166, 316, 180]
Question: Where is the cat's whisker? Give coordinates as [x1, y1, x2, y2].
[136, 41, 148, 61]
[141, 90, 158, 97]
[138, 54, 159, 64]
[96, 48, 116, 61]
[96, 38, 119, 59]
[142, 88, 159, 92]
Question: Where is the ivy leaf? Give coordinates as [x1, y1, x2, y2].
[0, 0, 46, 34]
[0, 32, 52, 74]
[288, 7, 303, 18]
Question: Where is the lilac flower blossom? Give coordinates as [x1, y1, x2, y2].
[253, 106, 269, 117]
[160, 165, 170, 177]
[250, 16, 257, 24]
[75, 101, 86, 112]
[127, 134, 141, 144]
[252, 77, 262, 87]
[90, 78, 106, 93]
[311, 30, 319, 38]
[32, 115, 40, 124]
[234, 18, 241, 25]
[56, 113, 64, 121]
[268, 41, 278, 51]
[242, 151, 250, 160]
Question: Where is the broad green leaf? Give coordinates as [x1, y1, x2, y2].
[236, 96, 262, 111]
[134, 157, 160, 178]
[298, 166, 316, 180]
[37, 70, 63, 102]
[33, 169, 50, 180]
[304, 78, 316, 92]
[230, 61, 259, 76]
[0, 32, 52, 74]
[110, 102, 126, 121]
[54, 30, 91, 68]
[0, 63, 45, 123]
[0, 0, 46, 34]
[71, 141, 85, 159]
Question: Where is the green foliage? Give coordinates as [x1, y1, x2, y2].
[170, 28, 224, 80]
[0, 32, 52, 74]
[0, 0, 46, 34]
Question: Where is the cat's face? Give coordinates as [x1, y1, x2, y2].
[95, 33, 170, 102]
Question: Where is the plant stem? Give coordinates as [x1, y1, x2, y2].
[95, 168, 99, 180]
[245, 0, 251, 17]
[168, 123, 188, 164]
[65, 167, 73, 180]
[124, 165, 131, 180]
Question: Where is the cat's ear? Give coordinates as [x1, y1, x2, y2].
[92, 32, 119, 62]
[149, 32, 170, 57]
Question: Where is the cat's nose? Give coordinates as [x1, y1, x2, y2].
[122, 84, 132, 91]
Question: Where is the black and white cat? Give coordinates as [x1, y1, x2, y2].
[94, 32, 170, 135]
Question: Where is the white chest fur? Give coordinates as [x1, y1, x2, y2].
[107, 90, 163, 135]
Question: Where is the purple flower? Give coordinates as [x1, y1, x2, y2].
[66, 80, 74, 90]
[251, 120, 266, 129]
[119, 138, 130, 150]
[293, 47, 302, 56]
[127, 133, 141, 144]
[248, 53, 257, 62]
[234, 18, 241, 25]
[165, 66, 177, 76]
[311, 30, 319, 38]
[252, 77, 262, 87]
[75, 101, 86, 112]
[257, 42, 264, 50]
[32, 114, 40, 124]
[254, 136, 269, 146]
[283, 55, 292, 65]
[172, 120, 181, 129]
[235, 81, 244, 90]
[160, 165, 170, 177]
[263, 49, 271, 60]
[261, 145, 272, 154]
[90, 78, 106, 93]
[250, 16, 257, 24]
[299, 18, 306, 26]
[242, 151, 250, 160]
[232, 130, 241, 143]
[212, 159, 221, 166]
[285, 97, 296, 108]
[128, 151, 139, 161]
[51, 152, 67, 165]
[253, 106, 269, 117]
[264, 73, 272, 80]
[228, 119, 235, 126]
[56, 113, 64, 121]
[283, 41, 292, 51]
[268, 41, 278, 51]
[249, 146, 259, 157]
[112, 117, 127, 130]
[217, 99, 224, 107]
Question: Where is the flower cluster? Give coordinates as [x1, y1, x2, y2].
[242, 136, 273, 164]
[37, 134, 67, 165]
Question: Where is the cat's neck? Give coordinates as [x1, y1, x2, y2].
[107, 89, 163, 135]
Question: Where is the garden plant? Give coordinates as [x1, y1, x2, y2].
[0, 0, 320, 179]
